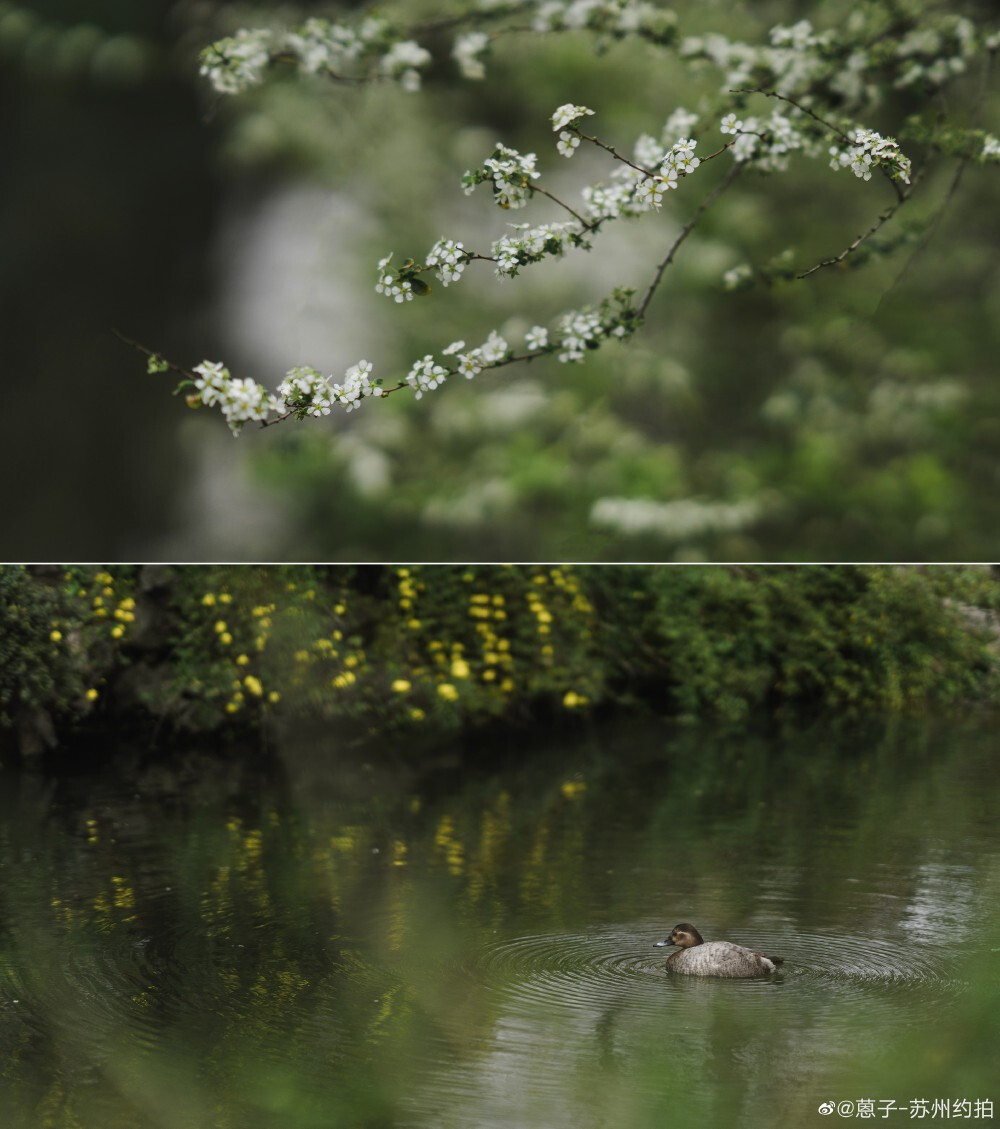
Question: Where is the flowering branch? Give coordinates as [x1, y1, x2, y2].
[135, 4, 998, 436]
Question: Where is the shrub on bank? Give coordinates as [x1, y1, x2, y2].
[0, 566, 996, 746]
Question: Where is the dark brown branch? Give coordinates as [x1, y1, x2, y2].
[797, 163, 924, 279]
[637, 162, 743, 318]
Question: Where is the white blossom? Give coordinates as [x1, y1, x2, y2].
[407, 355, 448, 398]
[983, 135, 1000, 161]
[453, 31, 490, 79]
[331, 359, 381, 412]
[199, 29, 272, 95]
[557, 130, 581, 158]
[551, 103, 595, 131]
[526, 326, 549, 350]
[277, 366, 334, 416]
[426, 239, 469, 286]
[479, 330, 509, 364]
[193, 361, 230, 407]
[380, 40, 432, 91]
[829, 127, 911, 184]
[720, 112, 743, 135]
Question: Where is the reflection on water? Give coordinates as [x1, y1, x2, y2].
[0, 715, 997, 1128]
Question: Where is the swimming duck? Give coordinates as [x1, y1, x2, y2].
[654, 923, 783, 978]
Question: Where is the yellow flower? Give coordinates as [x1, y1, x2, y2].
[500, 679, 514, 693]
[334, 603, 346, 615]
[267, 691, 281, 704]
[244, 675, 263, 697]
[214, 620, 227, 633]
[236, 653, 250, 666]
[220, 632, 233, 645]
[294, 649, 310, 663]
[410, 707, 426, 721]
[392, 679, 412, 693]
[50, 630, 63, 642]
[219, 593, 232, 604]
[93, 607, 107, 619]
[101, 586, 114, 597]
[562, 691, 588, 709]
[225, 702, 240, 714]
[202, 593, 216, 606]
[85, 688, 99, 702]
[111, 625, 125, 639]
[95, 571, 113, 585]
[437, 683, 459, 702]
[482, 669, 496, 682]
[344, 655, 359, 668]
[92, 596, 103, 608]
[119, 597, 136, 611]
[408, 619, 422, 630]
[451, 659, 470, 679]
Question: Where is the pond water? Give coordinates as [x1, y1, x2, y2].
[1, 714, 998, 1129]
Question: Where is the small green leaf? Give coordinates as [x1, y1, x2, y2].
[146, 355, 170, 374]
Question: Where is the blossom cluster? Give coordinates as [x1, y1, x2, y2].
[453, 31, 490, 80]
[199, 17, 432, 95]
[635, 137, 701, 210]
[552, 103, 596, 159]
[199, 30, 272, 96]
[492, 220, 586, 279]
[531, 0, 677, 43]
[463, 144, 541, 209]
[190, 358, 384, 434]
[679, 13, 988, 109]
[375, 253, 415, 303]
[426, 239, 469, 286]
[276, 366, 335, 417]
[590, 496, 763, 540]
[829, 128, 912, 184]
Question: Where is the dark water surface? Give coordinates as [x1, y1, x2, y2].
[1, 715, 998, 1128]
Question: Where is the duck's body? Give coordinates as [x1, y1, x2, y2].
[655, 923, 783, 979]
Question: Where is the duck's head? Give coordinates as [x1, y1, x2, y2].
[654, 922, 704, 949]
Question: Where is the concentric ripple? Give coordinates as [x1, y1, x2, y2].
[462, 922, 962, 1026]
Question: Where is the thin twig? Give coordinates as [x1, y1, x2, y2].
[530, 184, 595, 230]
[795, 166, 923, 279]
[881, 47, 996, 303]
[731, 86, 851, 143]
[575, 130, 656, 177]
[112, 329, 199, 382]
[637, 162, 743, 318]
